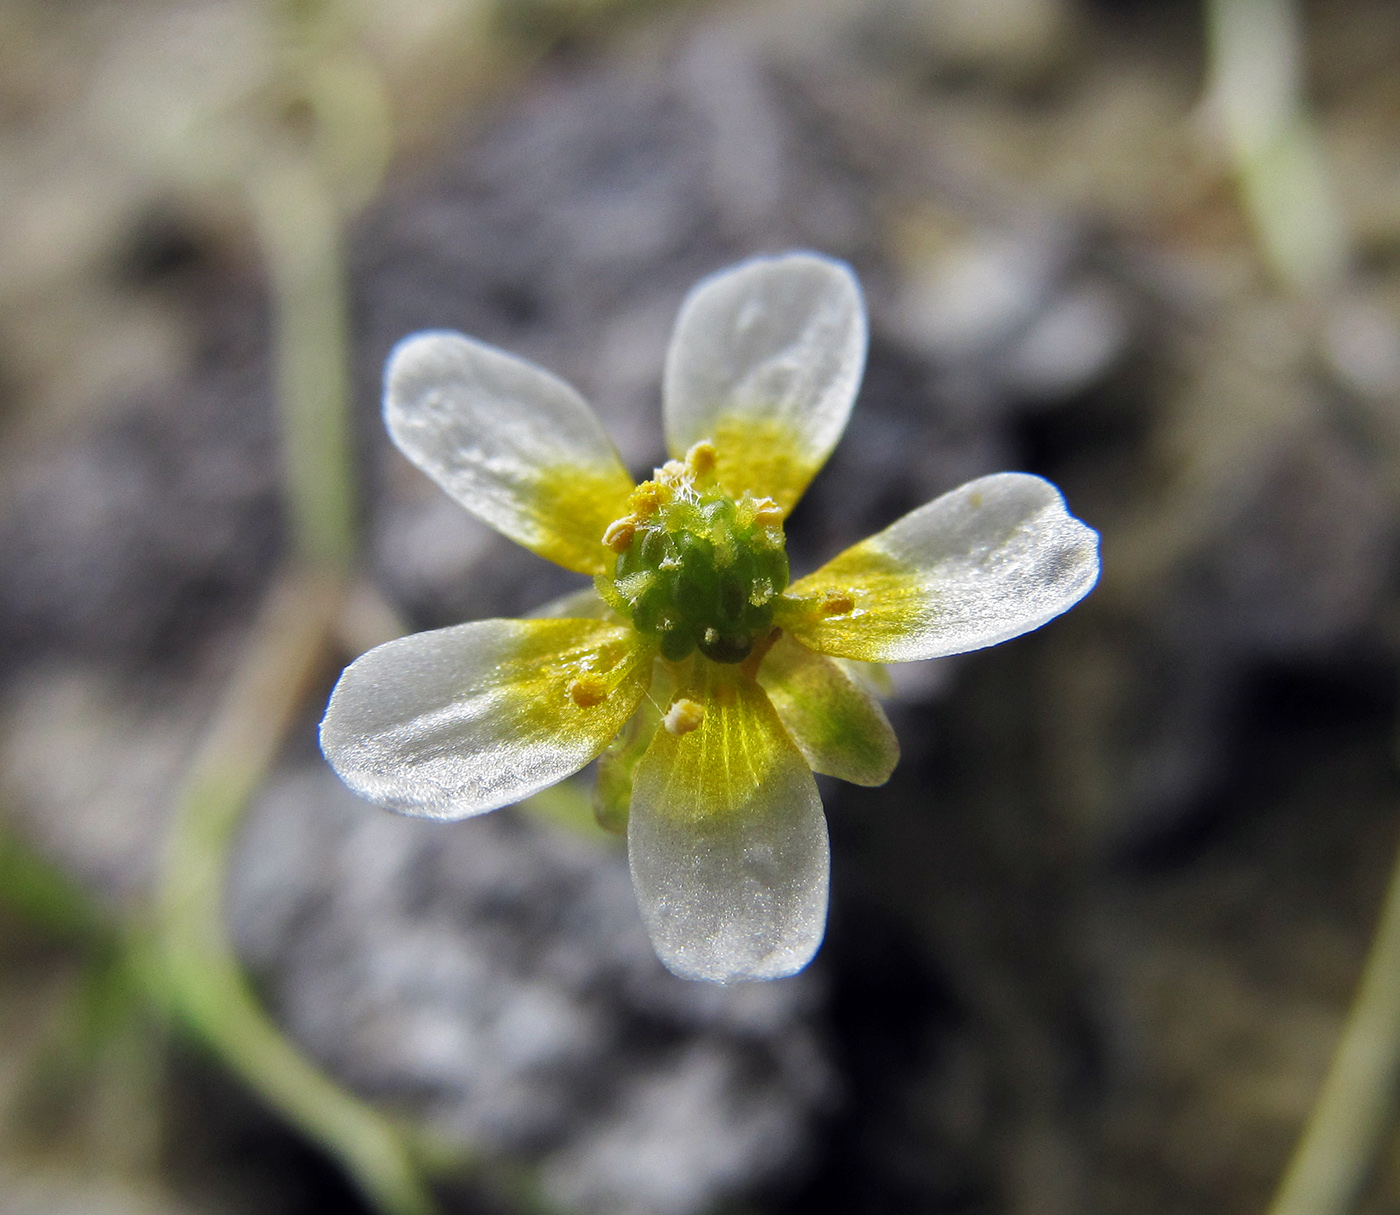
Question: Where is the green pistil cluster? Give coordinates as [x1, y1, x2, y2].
[597, 444, 789, 663]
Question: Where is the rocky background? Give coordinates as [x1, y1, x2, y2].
[2, 0, 1400, 1213]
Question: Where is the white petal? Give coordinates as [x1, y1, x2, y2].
[783, 473, 1101, 662]
[662, 253, 867, 514]
[526, 585, 615, 620]
[628, 666, 829, 982]
[385, 331, 634, 575]
[320, 617, 653, 819]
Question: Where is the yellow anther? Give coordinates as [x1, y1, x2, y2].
[602, 518, 636, 553]
[629, 481, 669, 518]
[685, 440, 717, 478]
[662, 697, 705, 736]
[821, 590, 855, 617]
[568, 675, 610, 708]
[656, 459, 688, 488]
[751, 497, 783, 527]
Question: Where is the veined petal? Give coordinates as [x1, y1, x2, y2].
[629, 662, 828, 982]
[385, 332, 634, 576]
[758, 633, 898, 787]
[779, 473, 1100, 662]
[662, 253, 867, 516]
[320, 618, 654, 819]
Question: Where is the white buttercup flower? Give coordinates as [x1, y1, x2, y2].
[320, 253, 1100, 983]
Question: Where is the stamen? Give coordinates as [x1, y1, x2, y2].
[751, 497, 783, 527]
[685, 440, 717, 478]
[629, 482, 668, 518]
[657, 459, 688, 488]
[568, 675, 610, 708]
[602, 518, 636, 553]
[662, 697, 705, 736]
[821, 590, 855, 617]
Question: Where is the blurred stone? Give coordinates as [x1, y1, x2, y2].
[229, 765, 834, 1215]
[540, 1040, 814, 1215]
[1322, 293, 1400, 400]
[1185, 430, 1394, 653]
[998, 276, 1133, 403]
[0, 1169, 197, 1215]
[868, 0, 1077, 87]
[0, 665, 201, 905]
[0, 284, 278, 668]
[894, 226, 1071, 362]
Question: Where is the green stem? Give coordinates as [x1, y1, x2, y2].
[1202, 8, 1400, 1206]
[0, 818, 107, 943]
[247, 159, 358, 574]
[1264, 823, 1400, 1215]
[155, 567, 438, 1215]
[1204, 0, 1348, 294]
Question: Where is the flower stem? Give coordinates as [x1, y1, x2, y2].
[155, 566, 439, 1215]
[1264, 817, 1400, 1215]
[1204, 0, 1348, 294]
[247, 157, 358, 574]
[0, 815, 107, 942]
[1203, 3, 1400, 1207]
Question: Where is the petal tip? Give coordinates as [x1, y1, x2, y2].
[383, 329, 470, 407]
[655, 929, 824, 983]
[662, 251, 870, 507]
[627, 739, 832, 984]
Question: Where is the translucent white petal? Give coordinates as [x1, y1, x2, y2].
[320, 618, 653, 819]
[385, 331, 634, 576]
[662, 253, 867, 514]
[628, 665, 829, 983]
[782, 473, 1100, 662]
[526, 585, 614, 620]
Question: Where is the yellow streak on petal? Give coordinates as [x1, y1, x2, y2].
[501, 619, 655, 745]
[778, 544, 929, 662]
[757, 633, 898, 786]
[637, 659, 799, 826]
[709, 414, 822, 517]
[524, 462, 636, 576]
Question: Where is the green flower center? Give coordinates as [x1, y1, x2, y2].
[596, 443, 789, 663]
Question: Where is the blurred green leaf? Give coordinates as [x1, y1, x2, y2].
[0, 821, 104, 942]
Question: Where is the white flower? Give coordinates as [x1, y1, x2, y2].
[320, 253, 1100, 983]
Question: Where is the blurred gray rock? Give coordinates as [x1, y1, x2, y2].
[864, 0, 1077, 87]
[0, 1169, 196, 1215]
[0, 664, 202, 905]
[7, 3, 1400, 1213]
[0, 284, 277, 670]
[229, 766, 833, 1215]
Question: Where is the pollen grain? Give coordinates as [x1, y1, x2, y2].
[568, 674, 610, 708]
[602, 518, 636, 553]
[662, 697, 705, 736]
[685, 439, 717, 478]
